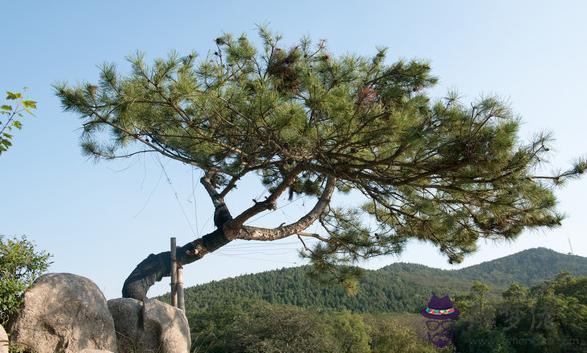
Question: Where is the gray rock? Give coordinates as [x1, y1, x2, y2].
[0, 324, 8, 353]
[108, 298, 190, 353]
[9, 273, 117, 353]
[77, 350, 115, 353]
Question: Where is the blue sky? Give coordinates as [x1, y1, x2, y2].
[2, 0, 586, 298]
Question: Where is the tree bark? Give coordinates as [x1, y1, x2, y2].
[121, 228, 231, 300]
[122, 202, 233, 300]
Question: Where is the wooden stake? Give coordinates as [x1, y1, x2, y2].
[177, 266, 185, 311]
[170, 237, 178, 307]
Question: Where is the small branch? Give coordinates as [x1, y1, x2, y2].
[93, 149, 158, 160]
[297, 233, 314, 255]
[86, 109, 215, 171]
[200, 173, 223, 207]
[219, 174, 241, 199]
[230, 164, 306, 226]
[530, 171, 577, 181]
[0, 111, 18, 136]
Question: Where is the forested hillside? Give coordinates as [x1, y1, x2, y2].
[185, 274, 587, 353]
[179, 248, 587, 313]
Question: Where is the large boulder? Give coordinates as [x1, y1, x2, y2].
[0, 324, 8, 353]
[108, 298, 190, 353]
[9, 273, 117, 353]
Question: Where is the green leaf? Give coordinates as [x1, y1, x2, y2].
[13, 120, 22, 129]
[6, 91, 22, 100]
[1, 105, 12, 111]
[22, 100, 37, 109]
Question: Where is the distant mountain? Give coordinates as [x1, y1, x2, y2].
[179, 248, 587, 314]
[452, 247, 587, 286]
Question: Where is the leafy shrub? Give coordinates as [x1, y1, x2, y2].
[0, 235, 51, 327]
[454, 321, 514, 353]
[364, 315, 437, 353]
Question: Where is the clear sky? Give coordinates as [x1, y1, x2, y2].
[2, 0, 586, 299]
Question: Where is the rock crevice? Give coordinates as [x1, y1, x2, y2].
[108, 298, 190, 353]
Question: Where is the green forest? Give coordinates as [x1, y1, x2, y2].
[158, 248, 587, 352]
[168, 248, 587, 313]
[183, 274, 587, 353]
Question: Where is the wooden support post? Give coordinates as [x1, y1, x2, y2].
[177, 266, 185, 311]
[170, 237, 178, 307]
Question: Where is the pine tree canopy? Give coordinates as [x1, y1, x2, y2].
[55, 28, 585, 287]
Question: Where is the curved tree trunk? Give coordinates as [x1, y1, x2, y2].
[122, 205, 232, 300]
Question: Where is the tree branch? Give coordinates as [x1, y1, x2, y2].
[200, 172, 224, 207]
[236, 176, 337, 241]
[230, 164, 307, 227]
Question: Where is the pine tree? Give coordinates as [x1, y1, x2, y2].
[55, 28, 585, 299]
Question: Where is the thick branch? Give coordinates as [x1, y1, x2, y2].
[236, 176, 337, 241]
